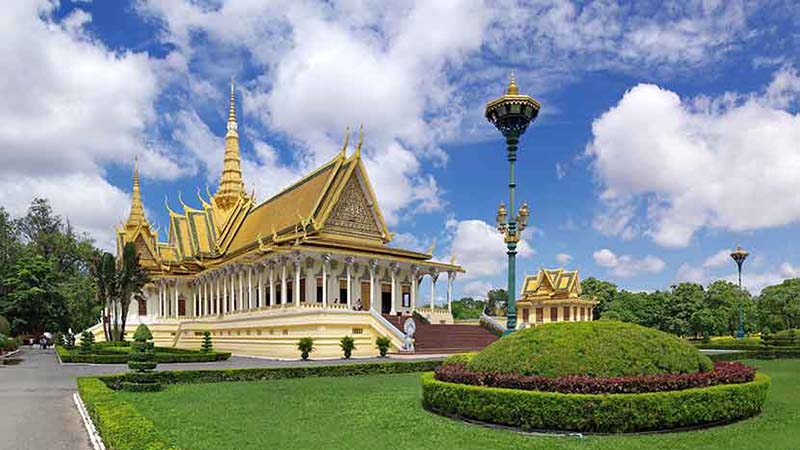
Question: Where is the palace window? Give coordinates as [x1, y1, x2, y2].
[550, 308, 558, 322]
[138, 299, 147, 316]
[316, 277, 323, 302]
[535, 308, 543, 323]
[563, 306, 571, 321]
[402, 284, 411, 307]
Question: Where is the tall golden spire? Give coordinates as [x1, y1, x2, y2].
[215, 78, 247, 209]
[506, 72, 519, 95]
[126, 156, 149, 228]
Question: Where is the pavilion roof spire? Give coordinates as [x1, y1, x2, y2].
[506, 72, 519, 95]
[125, 156, 149, 228]
[215, 78, 247, 209]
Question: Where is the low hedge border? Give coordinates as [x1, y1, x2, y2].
[57, 345, 231, 364]
[421, 371, 770, 433]
[434, 361, 754, 394]
[99, 359, 443, 390]
[76, 377, 179, 450]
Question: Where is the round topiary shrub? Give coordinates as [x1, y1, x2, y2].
[466, 321, 713, 378]
[424, 321, 768, 433]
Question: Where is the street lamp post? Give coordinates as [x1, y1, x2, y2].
[730, 245, 749, 339]
[485, 74, 540, 334]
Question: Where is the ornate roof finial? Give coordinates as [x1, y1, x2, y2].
[506, 71, 519, 95]
[125, 156, 149, 229]
[340, 126, 350, 156]
[215, 79, 247, 209]
[355, 123, 364, 157]
[227, 77, 238, 133]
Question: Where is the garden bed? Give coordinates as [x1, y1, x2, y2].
[57, 345, 231, 364]
[74, 359, 798, 450]
[422, 372, 770, 433]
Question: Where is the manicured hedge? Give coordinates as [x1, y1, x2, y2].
[99, 360, 443, 390]
[57, 345, 231, 364]
[435, 361, 755, 394]
[421, 371, 770, 433]
[693, 337, 762, 350]
[77, 377, 179, 450]
[467, 322, 713, 377]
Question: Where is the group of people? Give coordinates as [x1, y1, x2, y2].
[29, 336, 49, 349]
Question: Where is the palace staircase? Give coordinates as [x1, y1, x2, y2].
[383, 314, 498, 354]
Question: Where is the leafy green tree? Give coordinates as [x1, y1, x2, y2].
[486, 288, 507, 316]
[0, 207, 22, 299]
[451, 297, 486, 320]
[758, 278, 800, 332]
[2, 253, 68, 335]
[581, 277, 618, 320]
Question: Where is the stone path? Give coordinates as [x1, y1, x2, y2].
[0, 347, 443, 449]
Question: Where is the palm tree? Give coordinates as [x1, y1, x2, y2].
[91, 252, 116, 341]
[116, 242, 149, 341]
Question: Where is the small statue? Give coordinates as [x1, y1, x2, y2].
[402, 318, 416, 352]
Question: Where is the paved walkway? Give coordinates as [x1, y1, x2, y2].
[0, 348, 443, 450]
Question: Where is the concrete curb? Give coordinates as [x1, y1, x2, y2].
[73, 392, 106, 450]
[0, 349, 21, 359]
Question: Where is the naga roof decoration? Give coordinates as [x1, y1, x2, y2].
[117, 83, 460, 277]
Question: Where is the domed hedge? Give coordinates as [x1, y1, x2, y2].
[466, 321, 713, 378]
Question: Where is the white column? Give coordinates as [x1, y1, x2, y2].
[368, 259, 377, 312]
[390, 262, 398, 315]
[447, 271, 456, 315]
[430, 271, 439, 311]
[410, 265, 418, 311]
[269, 262, 276, 306]
[281, 259, 288, 305]
[345, 257, 353, 308]
[158, 282, 163, 317]
[293, 254, 301, 307]
[173, 281, 179, 317]
[257, 265, 263, 309]
[223, 271, 229, 314]
[238, 266, 244, 311]
[247, 265, 253, 310]
[322, 254, 330, 307]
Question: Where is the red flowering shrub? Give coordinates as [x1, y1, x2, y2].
[434, 361, 754, 394]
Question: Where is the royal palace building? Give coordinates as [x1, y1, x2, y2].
[95, 83, 467, 357]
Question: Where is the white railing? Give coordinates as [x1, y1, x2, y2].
[369, 309, 406, 342]
[158, 302, 358, 320]
[480, 312, 506, 335]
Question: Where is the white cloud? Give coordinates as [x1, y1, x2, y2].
[0, 173, 129, 250]
[703, 249, 733, 269]
[592, 248, 665, 278]
[449, 219, 533, 280]
[556, 253, 572, 266]
[0, 1, 160, 250]
[588, 68, 800, 247]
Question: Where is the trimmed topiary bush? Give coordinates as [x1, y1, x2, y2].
[201, 331, 213, 353]
[340, 336, 355, 359]
[467, 321, 713, 378]
[298, 337, 314, 360]
[375, 336, 391, 357]
[122, 324, 161, 392]
[422, 372, 770, 433]
[79, 331, 95, 354]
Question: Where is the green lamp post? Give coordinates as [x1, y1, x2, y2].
[730, 245, 749, 339]
[485, 74, 540, 334]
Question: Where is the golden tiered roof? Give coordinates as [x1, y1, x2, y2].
[519, 268, 595, 304]
[117, 85, 461, 277]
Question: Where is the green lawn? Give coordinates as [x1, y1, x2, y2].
[117, 359, 799, 450]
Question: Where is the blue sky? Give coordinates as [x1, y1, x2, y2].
[3, 0, 800, 299]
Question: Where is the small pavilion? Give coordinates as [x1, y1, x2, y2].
[516, 268, 597, 327]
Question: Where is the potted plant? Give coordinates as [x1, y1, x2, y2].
[298, 337, 314, 360]
[375, 336, 391, 357]
[340, 335, 356, 359]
